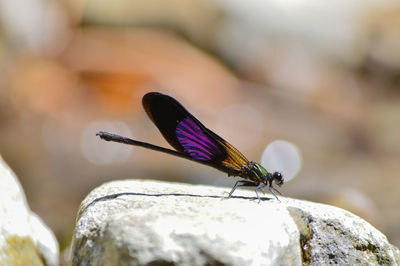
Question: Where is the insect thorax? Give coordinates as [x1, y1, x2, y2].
[240, 161, 270, 184]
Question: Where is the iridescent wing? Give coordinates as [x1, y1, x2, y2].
[142, 92, 249, 174]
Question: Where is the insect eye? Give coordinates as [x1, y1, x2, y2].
[273, 172, 284, 186]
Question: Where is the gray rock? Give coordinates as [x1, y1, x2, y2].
[71, 179, 399, 266]
[0, 155, 59, 266]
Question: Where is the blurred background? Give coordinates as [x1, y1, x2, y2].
[1, 0, 399, 260]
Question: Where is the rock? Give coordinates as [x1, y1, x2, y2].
[71, 179, 399, 266]
[0, 156, 59, 266]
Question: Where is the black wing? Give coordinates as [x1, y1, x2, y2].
[143, 92, 248, 173]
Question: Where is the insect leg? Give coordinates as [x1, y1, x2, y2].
[255, 183, 266, 203]
[228, 180, 258, 198]
[268, 185, 281, 202]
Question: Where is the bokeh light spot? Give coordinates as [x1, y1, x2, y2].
[261, 140, 302, 182]
[82, 121, 132, 165]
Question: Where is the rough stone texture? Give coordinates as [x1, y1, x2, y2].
[71, 179, 400, 266]
[0, 156, 59, 266]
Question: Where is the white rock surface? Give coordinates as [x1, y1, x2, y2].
[71, 179, 400, 266]
[0, 155, 59, 266]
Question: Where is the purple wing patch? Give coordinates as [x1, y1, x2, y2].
[176, 118, 223, 161]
